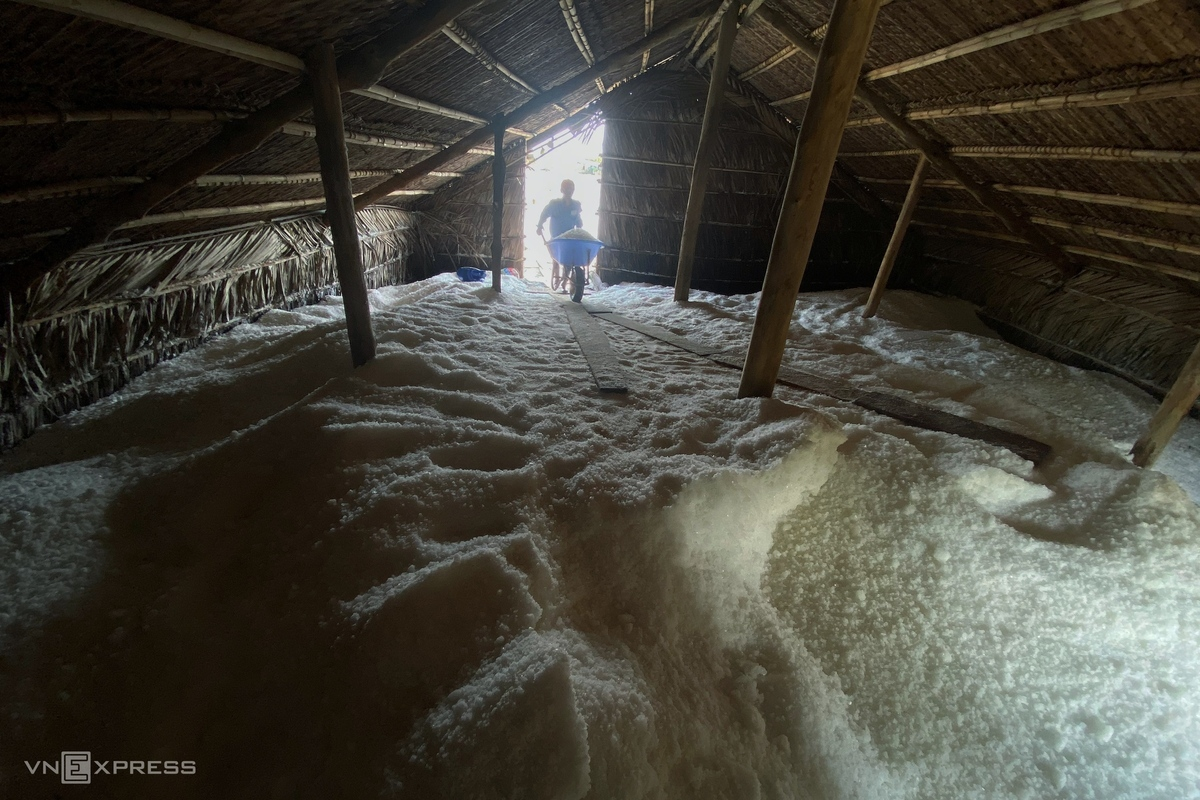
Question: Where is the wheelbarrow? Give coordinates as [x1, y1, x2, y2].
[545, 231, 604, 303]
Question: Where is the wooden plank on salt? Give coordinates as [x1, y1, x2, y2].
[589, 307, 1052, 464]
[563, 302, 628, 393]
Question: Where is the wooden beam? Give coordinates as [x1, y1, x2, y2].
[308, 44, 376, 368]
[14, 0, 489, 127]
[739, 0, 885, 398]
[354, 9, 709, 210]
[6, 0, 486, 298]
[863, 0, 1158, 81]
[675, 4, 739, 302]
[491, 122, 505, 292]
[863, 155, 929, 318]
[845, 76, 1200, 128]
[1132, 339, 1200, 467]
[758, 5, 1082, 280]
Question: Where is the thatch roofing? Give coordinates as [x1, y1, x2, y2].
[2, 0, 1199, 322]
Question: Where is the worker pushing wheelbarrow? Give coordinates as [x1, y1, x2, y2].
[536, 179, 604, 303]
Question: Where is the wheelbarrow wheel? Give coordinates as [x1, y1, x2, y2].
[567, 266, 585, 303]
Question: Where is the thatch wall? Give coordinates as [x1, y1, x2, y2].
[1, 206, 415, 448]
[900, 238, 1200, 401]
[409, 140, 525, 280]
[596, 70, 894, 294]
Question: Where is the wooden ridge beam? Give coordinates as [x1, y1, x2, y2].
[863, 0, 1158, 81]
[675, 3, 739, 301]
[740, 0, 885, 398]
[308, 43, 375, 367]
[354, 9, 710, 210]
[6, 0, 488, 300]
[863, 155, 929, 318]
[13, 0, 491, 128]
[757, 4, 1082, 280]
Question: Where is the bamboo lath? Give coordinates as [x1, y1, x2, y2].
[1030, 216, 1200, 258]
[641, 0, 655, 70]
[863, 0, 1159, 81]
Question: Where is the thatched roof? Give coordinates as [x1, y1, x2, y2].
[2, 0, 1199, 327]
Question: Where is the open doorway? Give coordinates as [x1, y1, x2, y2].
[523, 123, 605, 288]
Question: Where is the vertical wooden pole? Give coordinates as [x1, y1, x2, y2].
[1132, 339, 1200, 467]
[492, 121, 506, 292]
[674, 3, 739, 302]
[738, 0, 883, 398]
[863, 154, 929, 318]
[308, 43, 376, 367]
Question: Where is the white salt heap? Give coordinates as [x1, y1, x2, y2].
[1, 275, 1197, 798]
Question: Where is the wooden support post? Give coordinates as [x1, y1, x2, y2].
[674, 3, 739, 302]
[863, 154, 929, 318]
[1132, 339, 1200, 468]
[738, 0, 883, 398]
[308, 44, 376, 368]
[491, 121, 506, 292]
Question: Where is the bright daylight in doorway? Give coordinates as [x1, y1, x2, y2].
[524, 124, 606, 291]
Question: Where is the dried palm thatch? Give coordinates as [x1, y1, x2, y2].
[408, 140, 526, 280]
[1, 206, 415, 448]
[595, 68, 893, 293]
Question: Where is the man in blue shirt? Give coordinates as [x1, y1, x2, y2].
[537, 179, 584, 290]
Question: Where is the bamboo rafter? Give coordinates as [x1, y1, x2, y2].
[916, 220, 1200, 282]
[994, 184, 1200, 218]
[741, 45, 800, 80]
[757, 4, 1081, 278]
[1031, 216, 1200, 258]
[12, 0, 489, 128]
[641, 0, 656, 70]
[0, 109, 243, 126]
[282, 122, 492, 154]
[863, 0, 1159, 81]
[354, 10, 711, 210]
[441, 20, 541, 95]
[559, 0, 606, 92]
[840, 145, 1200, 162]
[844, 75, 1200, 128]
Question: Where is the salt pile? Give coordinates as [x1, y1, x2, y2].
[1, 275, 1197, 798]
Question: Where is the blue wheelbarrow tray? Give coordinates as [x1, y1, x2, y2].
[547, 232, 604, 267]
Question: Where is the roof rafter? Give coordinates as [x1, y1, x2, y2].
[440, 20, 540, 94]
[839, 145, 1200, 163]
[13, 0, 499, 129]
[355, 8, 710, 210]
[845, 75, 1200, 127]
[4, 0, 489, 301]
[757, 4, 1081, 279]
[559, 0, 606, 92]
